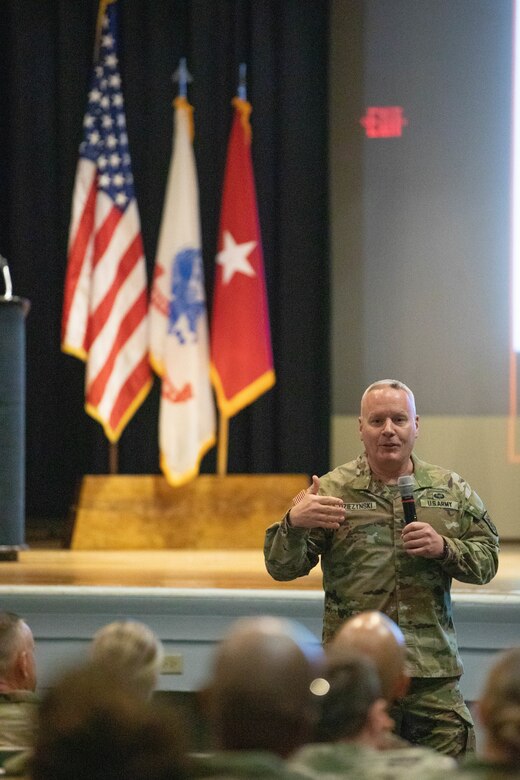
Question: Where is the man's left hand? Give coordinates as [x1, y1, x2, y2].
[401, 522, 445, 558]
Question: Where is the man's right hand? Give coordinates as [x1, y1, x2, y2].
[288, 475, 345, 530]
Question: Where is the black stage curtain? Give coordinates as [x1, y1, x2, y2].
[0, 0, 330, 523]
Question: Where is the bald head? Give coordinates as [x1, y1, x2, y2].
[328, 611, 409, 702]
[207, 616, 325, 756]
[0, 612, 36, 692]
[360, 379, 416, 417]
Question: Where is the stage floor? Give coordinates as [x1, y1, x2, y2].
[0, 542, 518, 594]
[0, 542, 518, 699]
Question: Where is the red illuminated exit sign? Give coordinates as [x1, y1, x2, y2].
[360, 106, 408, 138]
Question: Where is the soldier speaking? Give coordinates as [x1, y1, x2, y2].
[264, 378, 499, 759]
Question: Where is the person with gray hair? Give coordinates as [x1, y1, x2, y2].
[265, 378, 499, 759]
[89, 620, 164, 702]
[0, 611, 38, 750]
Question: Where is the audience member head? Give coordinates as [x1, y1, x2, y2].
[316, 651, 393, 746]
[329, 611, 410, 703]
[478, 647, 520, 765]
[31, 661, 191, 780]
[89, 620, 164, 701]
[0, 612, 36, 693]
[203, 615, 326, 758]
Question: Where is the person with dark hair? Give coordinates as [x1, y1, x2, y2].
[0, 612, 38, 750]
[195, 615, 326, 779]
[265, 379, 499, 758]
[288, 651, 455, 779]
[30, 661, 192, 780]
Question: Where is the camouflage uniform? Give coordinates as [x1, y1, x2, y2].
[191, 750, 309, 779]
[426, 758, 520, 779]
[264, 453, 499, 757]
[0, 691, 38, 748]
[287, 741, 456, 780]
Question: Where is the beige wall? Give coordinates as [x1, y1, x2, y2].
[328, 1, 518, 537]
[331, 414, 519, 539]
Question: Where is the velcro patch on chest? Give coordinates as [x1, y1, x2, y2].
[419, 498, 459, 510]
[344, 501, 377, 512]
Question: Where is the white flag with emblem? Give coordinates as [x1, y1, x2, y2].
[149, 96, 216, 485]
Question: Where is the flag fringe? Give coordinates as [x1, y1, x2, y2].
[210, 365, 275, 419]
[160, 433, 217, 487]
[231, 97, 252, 144]
[61, 343, 88, 362]
[149, 352, 165, 378]
[85, 376, 153, 443]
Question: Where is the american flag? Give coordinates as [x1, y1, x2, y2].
[62, 0, 152, 442]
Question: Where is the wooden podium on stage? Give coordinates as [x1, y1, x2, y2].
[70, 474, 309, 550]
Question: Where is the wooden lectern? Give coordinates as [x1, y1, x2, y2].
[71, 474, 309, 550]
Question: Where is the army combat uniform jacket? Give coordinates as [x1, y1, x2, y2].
[264, 453, 499, 678]
[287, 741, 456, 780]
[0, 690, 39, 749]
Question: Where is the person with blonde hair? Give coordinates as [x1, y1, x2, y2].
[446, 647, 520, 777]
[89, 620, 164, 702]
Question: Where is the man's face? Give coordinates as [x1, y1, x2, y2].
[359, 387, 419, 476]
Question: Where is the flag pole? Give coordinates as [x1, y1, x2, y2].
[217, 413, 229, 475]
[109, 441, 119, 474]
[215, 64, 247, 478]
[238, 62, 247, 100]
[173, 57, 192, 98]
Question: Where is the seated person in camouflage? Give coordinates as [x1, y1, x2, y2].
[30, 661, 191, 780]
[0, 612, 38, 750]
[288, 651, 456, 780]
[195, 615, 326, 779]
[331, 610, 412, 749]
[445, 647, 520, 779]
[264, 379, 499, 758]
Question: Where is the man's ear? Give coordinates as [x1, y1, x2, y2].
[366, 698, 394, 740]
[19, 650, 29, 680]
[358, 416, 363, 440]
[12, 649, 27, 683]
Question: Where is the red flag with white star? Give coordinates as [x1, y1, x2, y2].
[210, 97, 275, 434]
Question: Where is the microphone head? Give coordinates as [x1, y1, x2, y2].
[397, 475, 415, 498]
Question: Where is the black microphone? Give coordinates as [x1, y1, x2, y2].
[397, 475, 417, 524]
